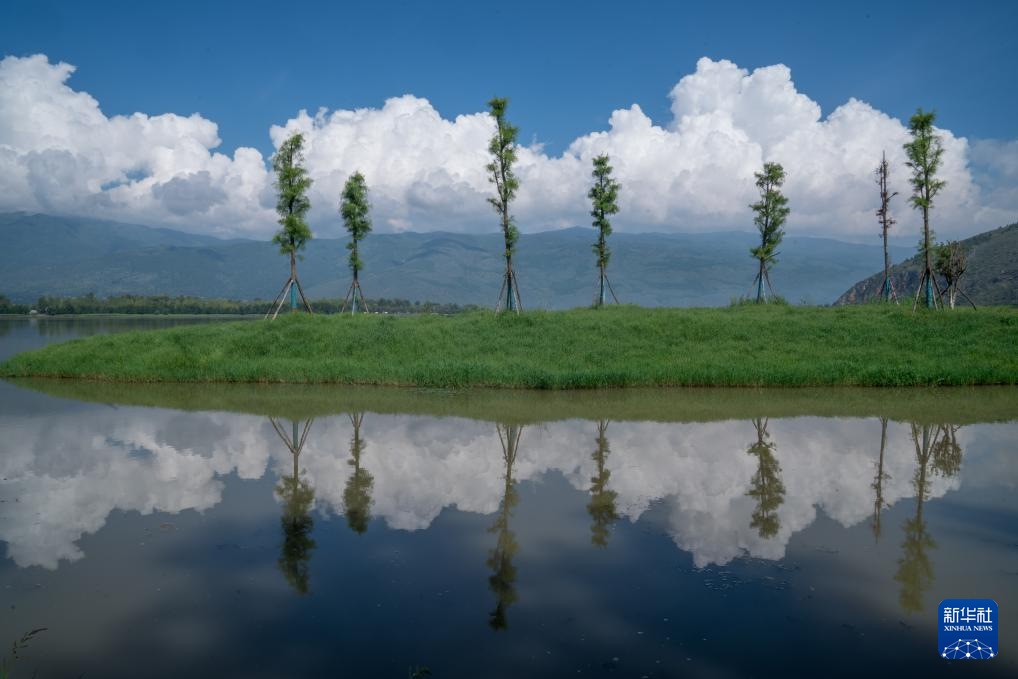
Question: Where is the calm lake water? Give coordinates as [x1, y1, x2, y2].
[0, 318, 1016, 678]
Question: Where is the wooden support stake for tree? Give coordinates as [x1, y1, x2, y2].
[914, 269, 945, 312]
[763, 268, 777, 299]
[512, 269, 523, 312]
[269, 417, 314, 457]
[357, 281, 369, 313]
[267, 276, 313, 319]
[341, 280, 370, 314]
[957, 288, 977, 310]
[742, 275, 760, 303]
[912, 270, 927, 312]
[294, 277, 313, 313]
[931, 274, 945, 309]
[494, 275, 508, 314]
[265, 277, 293, 319]
[270, 280, 294, 320]
[748, 267, 775, 303]
[340, 283, 354, 312]
[932, 275, 943, 309]
[605, 276, 620, 304]
[594, 273, 620, 306]
[496, 423, 523, 467]
[495, 268, 522, 313]
[879, 272, 900, 304]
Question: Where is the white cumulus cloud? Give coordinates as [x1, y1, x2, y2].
[0, 54, 275, 237]
[1, 53, 1015, 240]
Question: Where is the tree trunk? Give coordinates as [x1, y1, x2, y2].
[352, 245, 359, 315]
[922, 206, 933, 309]
[291, 420, 299, 479]
[598, 262, 606, 307]
[505, 254, 515, 312]
[289, 251, 297, 310]
[883, 227, 892, 302]
[597, 230, 606, 307]
[756, 259, 765, 303]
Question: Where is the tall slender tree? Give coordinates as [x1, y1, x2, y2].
[340, 172, 372, 314]
[748, 162, 790, 303]
[875, 152, 899, 302]
[486, 97, 522, 313]
[589, 155, 621, 307]
[266, 133, 314, 319]
[903, 109, 946, 310]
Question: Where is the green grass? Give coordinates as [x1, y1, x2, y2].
[2, 305, 1017, 388]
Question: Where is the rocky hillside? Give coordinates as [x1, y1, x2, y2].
[836, 222, 1018, 306]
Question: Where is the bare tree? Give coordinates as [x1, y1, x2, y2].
[875, 152, 898, 302]
[934, 241, 975, 309]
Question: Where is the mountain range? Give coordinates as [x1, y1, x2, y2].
[0, 212, 923, 307]
[836, 222, 1018, 306]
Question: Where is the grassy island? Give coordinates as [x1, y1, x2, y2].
[2, 306, 1016, 388]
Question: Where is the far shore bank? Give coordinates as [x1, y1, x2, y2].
[0, 313, 262, 319]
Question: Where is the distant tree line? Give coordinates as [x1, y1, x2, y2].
[9, 293, 479, 316]
[0, 295, 30, 314]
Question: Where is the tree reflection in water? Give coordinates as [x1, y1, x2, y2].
[745, 417, 785, 539]
[871, 417, 891, 542]
[343, 412, 374, 535]
[270, 417, 316, 595]
[587, 419, 619, 548]
[488, 424, 522, 631]
[894, 423, 963, 614]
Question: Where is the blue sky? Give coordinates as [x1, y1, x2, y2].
[3, 0, 1016, 156]
[0, 0, 1015, 240]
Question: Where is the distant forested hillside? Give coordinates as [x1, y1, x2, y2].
[1, 212, 914, 308]
[837, 222, 1018, 306]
